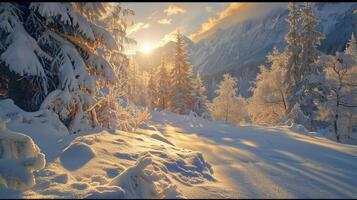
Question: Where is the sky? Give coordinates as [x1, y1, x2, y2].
[122, 3, 287, 54]
[122, 2, 226, 54]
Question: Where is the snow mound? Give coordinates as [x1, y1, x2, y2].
[151, 133, 174, 146]
[110, 153, 183, 198]
[60, 142, 95, 171]
[0, 99, 68, 158]
[85, 185, 125, 199]
[0, 120, 46, 191]
[156, 151, 215, 185]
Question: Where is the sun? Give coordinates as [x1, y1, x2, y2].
[140, 43, 154, 54]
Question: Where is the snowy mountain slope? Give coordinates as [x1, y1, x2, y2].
[192, 3, 357, 97]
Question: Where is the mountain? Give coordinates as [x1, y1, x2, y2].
[134, 36, 194, 72]
[192, 3, 357, 98]
[134, 3, 357, 98]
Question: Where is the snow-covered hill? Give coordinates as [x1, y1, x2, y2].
[1, 99, 357, 198]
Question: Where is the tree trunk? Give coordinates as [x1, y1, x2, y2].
[335, 93, 340, 142]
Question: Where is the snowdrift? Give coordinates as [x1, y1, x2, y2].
[0, 99, 215, 198]
[0, 120, 45, 191]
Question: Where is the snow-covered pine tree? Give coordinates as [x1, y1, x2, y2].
[210, 73, 247, 124]
[33, 3, 129, 133]
[284, 2, 301, 111]
[288, 2, 326, 130]
[169, 31, 194, 115]
[147, 63, 159, 110]
[0, 3, 133, 133]
[157, 55, 170, 111]
[0, 3, 51, 111]
[192, 73, 209, 118]
[249, 47, 288, 125]
[299, 2, 324, 75]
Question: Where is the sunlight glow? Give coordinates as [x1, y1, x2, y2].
[141, 43, 155, 54]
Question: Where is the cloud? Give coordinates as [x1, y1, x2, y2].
[158, 18, 172, 25]
[147, 11, 158, 21]
[164, 5, 186, 16]
[158, 29, 181, 47]
[189, 3, 286, 42]
[127, 22, 150, 35]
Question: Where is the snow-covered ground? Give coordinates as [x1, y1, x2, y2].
[149, 111, 357, 198]
[1, 100, 357, 198]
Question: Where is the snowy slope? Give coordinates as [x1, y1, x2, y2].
[192, 3, 356, 74]
[149, 111, 357, 198]
[1, 101, 357, 198]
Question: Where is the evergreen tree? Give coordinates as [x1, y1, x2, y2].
[169, 31, 194, 115]
[192, 73, 209, 118]
[147, 64, 159, 109]
[299, 2, 324, 75]
[0, 3, 133, 133]
[284, 2, 301, 111]
[157, 55, 170, 111]
[287, 3, 326, 129]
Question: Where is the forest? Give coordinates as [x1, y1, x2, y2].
[0, 2, 356, 199]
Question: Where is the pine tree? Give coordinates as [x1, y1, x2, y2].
[284, 2, 301, 111]
[157, 55, 170, 111]
[147, 64, 159, 109]
[0, 3, 51, 111]
[0, 3, 133, 133]
[299, 2, 324, 75]
[192, 73, 209, 118]
[287, 3, 326, 130]
[169, 31, 194, 115]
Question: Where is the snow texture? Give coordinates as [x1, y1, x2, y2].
[1, 100, 357, 198]
[0, 120, 45, 191]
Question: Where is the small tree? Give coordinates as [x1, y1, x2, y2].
[147, 64, 159, 109]
[157, 55, 171, 111]
[249, 47, 288, 124]
[192, 73, 210, 118]
[210, 73, 247, 124]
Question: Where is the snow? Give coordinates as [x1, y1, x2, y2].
[0, 99, 68, 158]
[1, 24, 50, 77]
[0, 120, 45, 191]
[60, 142, 96, 171]
[1, 100, 357, 198]
[149, 111, 357, 198]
